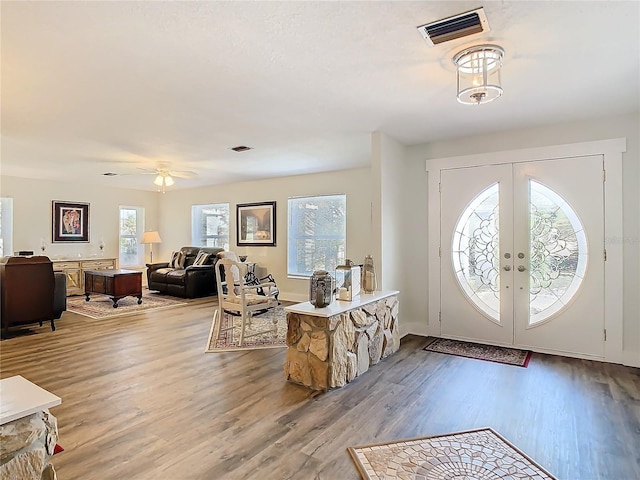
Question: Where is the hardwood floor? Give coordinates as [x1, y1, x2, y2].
[1, 297, 639, 479]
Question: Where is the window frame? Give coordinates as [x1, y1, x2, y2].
[0, 198, 13, 257]
[287, 194, 347, 278]
[191, 203, 230, 250]
[119, 205, 145, 267]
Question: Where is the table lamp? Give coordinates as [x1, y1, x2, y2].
[140, 231, 162, 263]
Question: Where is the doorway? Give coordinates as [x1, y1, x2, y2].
[439, 155, 605, 358]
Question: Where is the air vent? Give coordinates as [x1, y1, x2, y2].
[229, 146, 253, 152]
[417, 7, 490, 47]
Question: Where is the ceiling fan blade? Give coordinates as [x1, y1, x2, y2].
[169, 170, 197, 179]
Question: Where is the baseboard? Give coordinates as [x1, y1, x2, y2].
[623, 350, 640, 368]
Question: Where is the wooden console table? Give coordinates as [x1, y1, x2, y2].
[52, 257, 116, 296]
[284, 290, 400, 390]
[84, 269, 142, 307]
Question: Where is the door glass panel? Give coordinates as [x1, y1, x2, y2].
[452, 183, 500, 322]
[529, 181, 587, 325]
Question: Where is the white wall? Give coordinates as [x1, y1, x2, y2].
[372, 132, 405, 292]
[157, 168, 373, 302]
[0, 176, 159, 263]
[401, 112, 640, 366]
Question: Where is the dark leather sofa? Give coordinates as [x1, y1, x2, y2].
[146, 246, 224, 298]
[0, 255, 67, 334]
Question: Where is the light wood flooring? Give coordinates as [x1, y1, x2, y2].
[1, 296, 639, 479]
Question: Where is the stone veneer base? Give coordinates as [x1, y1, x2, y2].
[284, 294, 399, 390]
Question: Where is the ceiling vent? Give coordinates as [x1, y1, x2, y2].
[417, 7, 490, 47]
[229, 146, 253, 152]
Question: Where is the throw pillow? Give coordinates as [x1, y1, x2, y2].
[169, 251, 185, 269]
[175, 251, 186, 269]
[193, 250, 210, 266]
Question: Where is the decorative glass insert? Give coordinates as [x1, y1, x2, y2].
[452, 183, 500, 322]
[529, 181, 587, 325]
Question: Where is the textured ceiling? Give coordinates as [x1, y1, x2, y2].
[2, 1, 639, 191]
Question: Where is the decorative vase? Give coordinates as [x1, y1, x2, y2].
[362, 255, 377, 293]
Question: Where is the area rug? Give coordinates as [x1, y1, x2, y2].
[67, 294, 186, 319]
[205, 306, 287, 352]
[423, 337, 532, 367]
[348, 427, 557, 480]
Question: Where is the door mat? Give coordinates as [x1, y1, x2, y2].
[205, 306, 287, 352]
[423, 337, 532, 367]
[348, 427, 556, 480]
[67, 294, 186, 319]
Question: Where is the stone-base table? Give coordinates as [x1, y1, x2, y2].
[0, 376, 61, 480]
[284, 290, 400, 390]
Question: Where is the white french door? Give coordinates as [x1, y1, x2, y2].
[440, 155, 605, 358]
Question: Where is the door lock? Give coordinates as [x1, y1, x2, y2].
[518, 252, 525, 259]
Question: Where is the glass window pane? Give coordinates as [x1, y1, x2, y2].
[0, 198, 14, 257]
[451, 183, 500, 322]
[529, 181, 587, 325]
[287, 195, 346, 277]
[119, 206, 144, 266]
[192, 203, 229, 250]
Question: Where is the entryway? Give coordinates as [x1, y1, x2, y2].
[439, 155, 605, 358]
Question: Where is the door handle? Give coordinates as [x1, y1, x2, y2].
[518, 265, 526, 272]
[503, 265, 511, 271]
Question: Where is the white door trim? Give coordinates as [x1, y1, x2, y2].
[426, 138, 626, 364]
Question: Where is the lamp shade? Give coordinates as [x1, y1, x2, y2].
[141, 231, 162, 244]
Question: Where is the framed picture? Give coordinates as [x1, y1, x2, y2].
[236, 201, 276, 247]
[52, 201, 90, 243]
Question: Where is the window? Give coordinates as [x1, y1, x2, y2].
[0, 198, 13, 257]
[288, 194, 346, 277]
[191, 203, 229, 249]
[119, 206, 144, 266]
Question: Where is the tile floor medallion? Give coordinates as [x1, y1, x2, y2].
[348, 428, 557, 480]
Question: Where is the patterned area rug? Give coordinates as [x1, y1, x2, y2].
[348, 428, 557, 480]
[423, 337, 532, 367]
[205, 306, 286, 352]
[67, 294, 186, 319]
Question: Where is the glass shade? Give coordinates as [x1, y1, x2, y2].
[453, 45, 504, 105]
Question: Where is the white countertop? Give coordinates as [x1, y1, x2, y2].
[285, 290, 399, 317]
[0, 375, 61, 425]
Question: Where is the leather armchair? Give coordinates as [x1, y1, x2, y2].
[146, 247, 224, 298]
[0, 256, 67, 334]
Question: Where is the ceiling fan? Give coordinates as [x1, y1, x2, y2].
[140, 167, 197, 193]
[104, 164, 197, 193]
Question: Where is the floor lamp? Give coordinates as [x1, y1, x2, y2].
[140, 231, 162, 264]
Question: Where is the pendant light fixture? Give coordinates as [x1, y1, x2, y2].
[453, 44, 505, 105]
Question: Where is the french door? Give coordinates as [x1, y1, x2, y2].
[440, 155, 605, 358]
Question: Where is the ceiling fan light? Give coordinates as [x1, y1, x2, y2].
[164, 175, 174, 186]
[154, 175, 164, 186]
